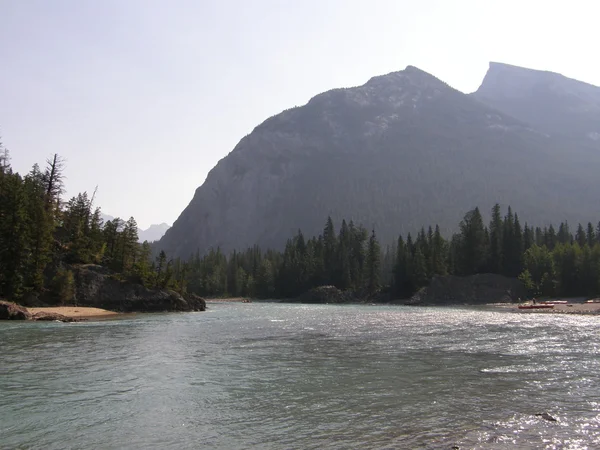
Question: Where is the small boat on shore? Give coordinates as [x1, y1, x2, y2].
[518, 304, 554, 310]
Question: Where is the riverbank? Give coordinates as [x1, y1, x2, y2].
[26, 306, 120, 319]
[205, 297, 252, 303]
[503, 299, 600, 315]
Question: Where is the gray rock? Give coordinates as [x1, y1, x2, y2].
[535, 412, 558, 422]
[0, 300, 31, 320]
[31, 311, 80, 323]
[71, 265, 206, 313]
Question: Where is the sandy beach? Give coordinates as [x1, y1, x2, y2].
[26, 306, 119, 319]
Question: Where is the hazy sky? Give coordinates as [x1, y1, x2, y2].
[1, 0, 598, 229]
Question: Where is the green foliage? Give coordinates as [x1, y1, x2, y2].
[3, 142, 600, 303]
[52, 268, 75, 304]
[518, 269, 535, 297]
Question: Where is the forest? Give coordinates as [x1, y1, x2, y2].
[1, 148, 600, 304]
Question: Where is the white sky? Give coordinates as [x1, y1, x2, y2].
[1, 0, 598, 228]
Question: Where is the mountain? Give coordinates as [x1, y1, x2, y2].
[138, 223, 171, 243]
[472, 62, 600, 145]
[100, 213, 115, 224]
[159, 65, 600, 258]
[101, 213, 170, 243]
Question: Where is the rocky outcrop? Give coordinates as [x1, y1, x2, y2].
[0, 300, 32, 320]
[72, 265, 206, 313]
[294, 286, 358, 304]
[31, 311, 80, 322]
[0, 301, 83, 322]
[407, 274, 526, 306]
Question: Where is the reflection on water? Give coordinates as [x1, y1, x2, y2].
[1, 303, 600, 449]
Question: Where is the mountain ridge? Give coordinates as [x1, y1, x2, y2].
[472, 62, 600, 144]
[159, 63, 600, 258]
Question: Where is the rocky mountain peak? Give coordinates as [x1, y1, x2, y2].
[158, 64, 600, 259]
[473, 62, 600, 142]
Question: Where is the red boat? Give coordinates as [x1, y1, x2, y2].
[518, 304, 555, 310]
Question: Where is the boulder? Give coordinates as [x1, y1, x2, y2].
[408, 274, 526, 305]
[0, 300, 32, 320]
[31, 311, 81, 323]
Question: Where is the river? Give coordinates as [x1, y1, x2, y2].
[1, 303, 600, 449]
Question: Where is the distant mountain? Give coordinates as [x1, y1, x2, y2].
[472, 62, 600, 145]
[138, 223, 171, 243]
[100, 213, 170, 243]
[100, 213, 115, 224]
[158, 64, 600, 258]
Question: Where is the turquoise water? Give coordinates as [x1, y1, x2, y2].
[1, 303, 600, 449]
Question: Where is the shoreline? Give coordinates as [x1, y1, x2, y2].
[26, 306, 121, 319]
[205, 297, 252, 303]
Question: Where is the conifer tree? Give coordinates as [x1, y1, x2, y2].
[323, 216, 337, 285]
[431, 225, 448, 276]
[587, 222, 596, 247]
[458, 207, 487, 275]
[575, 223, 587, 248]
[488, 203, 504, 273]
[365, 229, 381, 296]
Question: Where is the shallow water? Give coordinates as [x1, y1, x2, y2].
[1, 303, 600, 449]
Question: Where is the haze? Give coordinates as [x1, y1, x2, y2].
[1, 0, 598, 229]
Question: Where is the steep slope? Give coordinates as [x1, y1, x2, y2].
[159, 66, 600, 258]
[472, 62, 600, 145]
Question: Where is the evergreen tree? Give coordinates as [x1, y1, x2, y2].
[393, 235, 411, 298]
[457, 207, 488, 275]
[488, 203, 503, 273]
[431, 225, 448, 276]
[323, 216, 337, 285]
[364, 229, 381, 296]
[575, 223, 587, 248]
[587, 222, 596, 248]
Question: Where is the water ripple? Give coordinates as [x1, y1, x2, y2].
[1, 304, 600, 449]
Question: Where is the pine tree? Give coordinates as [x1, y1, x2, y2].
[587, 222, 596, 248]
[323, 216, 337, 285]
[557, 222, 572, 244]
[364, 229, 381, 296]
[458, 207, 488, 275]
[121, 217, 139, 274]
[411, 247, 429, 290]
[546, 225, 557, 249]
[575, 223, 587, 248]
[488, 203, 503, 273]
[431, 225, 448, 276]
[393, 235, 410, 298]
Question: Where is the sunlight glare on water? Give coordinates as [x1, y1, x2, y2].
[1, 303, 600, 449]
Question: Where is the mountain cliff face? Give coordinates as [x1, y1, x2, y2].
[159, 65, 600, 258]
[472, 62, 600, 145]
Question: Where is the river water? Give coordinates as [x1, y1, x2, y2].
[1, 303, 600, 449]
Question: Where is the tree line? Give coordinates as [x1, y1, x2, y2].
[2, 147, 600, 303]
[0, 148, 157, 303]
[171, 204, 600, 300]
